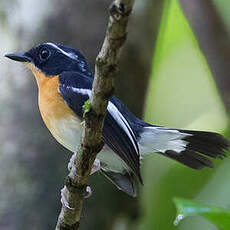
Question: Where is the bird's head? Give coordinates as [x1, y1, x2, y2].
[5, 42, 93, 81]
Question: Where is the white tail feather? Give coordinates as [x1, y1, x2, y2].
[138, 127, 192, 155]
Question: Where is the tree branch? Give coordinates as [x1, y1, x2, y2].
[55, 1, 135, 229]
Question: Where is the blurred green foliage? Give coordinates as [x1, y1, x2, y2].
[144, 0, 228, 130]
[214, 0, 230, 32]
[138, 0, 230, 230]
[174, 198, 230, 230]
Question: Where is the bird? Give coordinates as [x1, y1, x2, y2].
[5, 42, 230, 197]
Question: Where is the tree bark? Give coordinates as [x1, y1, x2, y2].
[55, 0, 135, 229]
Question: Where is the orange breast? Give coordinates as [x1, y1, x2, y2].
[31, 69, 82, 151]
[34, 72, 74, 125]
[28, 68, 128, 172]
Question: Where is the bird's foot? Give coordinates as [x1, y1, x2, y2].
[61, 185, 92, 209]
[68, 152, 101, 176]
[68, 152, 77, 172]
[90, 158, 101, 175]
[85, 186, 92, 198]
[61, 186, 74, 210]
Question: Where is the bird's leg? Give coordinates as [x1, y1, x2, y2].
[68, 152, 101, 175]
[62, 152, 101, 207]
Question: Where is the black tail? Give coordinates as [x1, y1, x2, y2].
[164, 130, 229, 169]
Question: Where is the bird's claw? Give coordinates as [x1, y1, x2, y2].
[60, 186, 74, 210]
[65, 153, 98, 201]
[68, 152, 77, 171]
[90, 158, 101, 175]
[84, 186, 92, 198]
[61, 185, 92, 209]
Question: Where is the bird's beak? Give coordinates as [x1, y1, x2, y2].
[5, 52, 32, 63]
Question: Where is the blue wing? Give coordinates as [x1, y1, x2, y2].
[58, 71, 142, 182]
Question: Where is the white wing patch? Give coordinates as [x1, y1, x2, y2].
[67, 87, 138, 153]
[107, 101, 138, 153]
[139, 127, 192, 155]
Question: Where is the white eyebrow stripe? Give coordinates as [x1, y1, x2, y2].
[45, 42, 79, 61]
[66, 87, 139, 153]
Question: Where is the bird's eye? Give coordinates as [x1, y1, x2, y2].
[39, 48, 50, 60]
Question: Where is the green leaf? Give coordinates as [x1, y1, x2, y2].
[144, 0, 228, 130]
[173, 198, 230, 230]
[83, 99, 91, 118]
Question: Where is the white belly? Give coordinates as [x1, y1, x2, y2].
[48, 115, 82, 152]
[47, 115, 129, 173]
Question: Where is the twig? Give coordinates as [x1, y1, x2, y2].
[55, 0, 135, 229]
